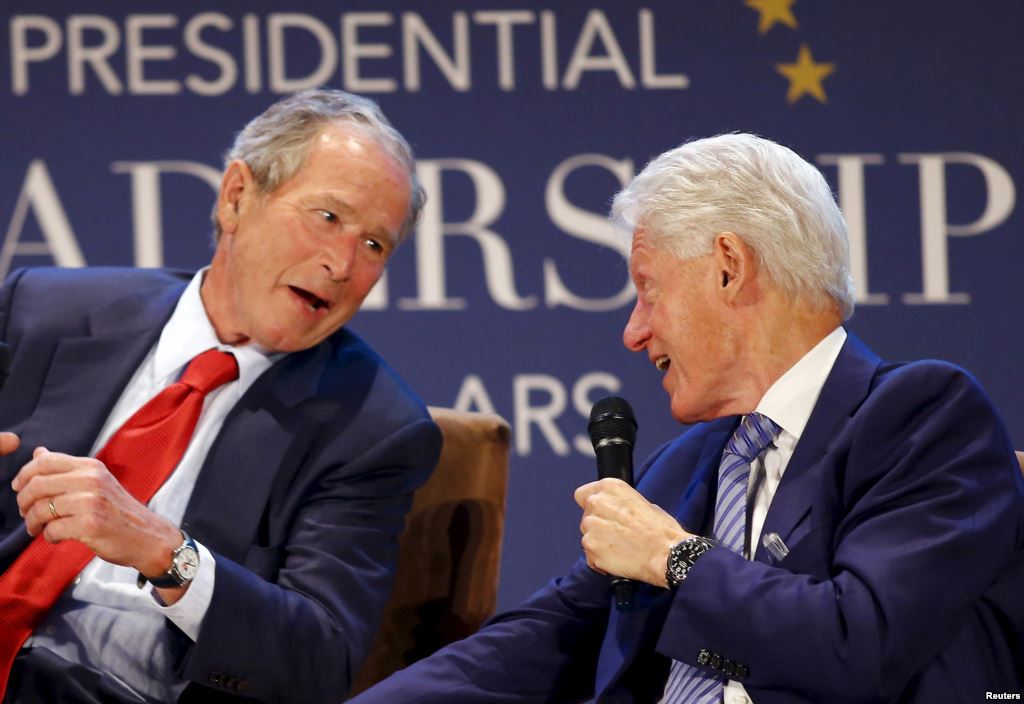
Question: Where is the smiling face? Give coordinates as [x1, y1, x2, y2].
[203, 123, 411, 352]
[623, 230, 747, 424]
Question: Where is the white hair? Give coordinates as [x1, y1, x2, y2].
[214, 88, 424, 241]
[611, 133, 855, 319]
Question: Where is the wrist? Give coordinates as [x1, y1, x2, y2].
[137, 530, 199, 591]
[139, 525, 187, 578]
[650, 534, 685, 588]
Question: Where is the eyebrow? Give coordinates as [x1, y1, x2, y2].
[313, 194, 355, 216]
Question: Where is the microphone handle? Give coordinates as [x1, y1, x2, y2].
[596, 442, 637, 611]
[595, 442, 634, 485]
[610, 577, 636, 611]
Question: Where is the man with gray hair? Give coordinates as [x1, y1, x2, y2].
[0, 89, 440, 703]
[349, 133, 1024, 702]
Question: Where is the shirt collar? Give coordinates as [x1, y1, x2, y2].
[153, 268, 281, 401]
[755, 326, 847, 442]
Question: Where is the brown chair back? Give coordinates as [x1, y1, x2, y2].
[349, 407, 511, 696]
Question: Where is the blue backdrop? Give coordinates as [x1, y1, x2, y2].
[2, 0, 1021, 610]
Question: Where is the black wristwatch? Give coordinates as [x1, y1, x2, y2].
[138, 531, 200, 589]
[665, 536, 715, 588]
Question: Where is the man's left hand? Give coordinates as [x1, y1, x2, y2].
[574, 478, 690, 588]
[12, 447, 184, 583]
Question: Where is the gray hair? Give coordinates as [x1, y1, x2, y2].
[213, 88, 425, 241]
[611, 133, 855, 320]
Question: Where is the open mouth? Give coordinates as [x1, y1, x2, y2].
[654, 355, 670, 371]
[289, 285, 330, 311]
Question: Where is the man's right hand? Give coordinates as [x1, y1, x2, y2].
[574, 478, 689, 588]
[0, 431, 19, 456]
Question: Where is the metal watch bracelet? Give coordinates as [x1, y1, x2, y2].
[665, 536, 715, 589]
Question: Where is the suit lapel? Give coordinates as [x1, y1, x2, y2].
[182, 342, 335, 562]
[753, 332, 880, 561]
[21, 282, 185, 457]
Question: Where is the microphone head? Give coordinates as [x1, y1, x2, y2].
[588, 396, 637, 449]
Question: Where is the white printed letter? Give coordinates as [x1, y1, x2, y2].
[898, 152, 1016, 304]
[401, 159, 536, 311]
[1, 160, 86, 277]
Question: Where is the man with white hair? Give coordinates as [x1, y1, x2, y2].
[0, 89, 440, 703]
[349, 134, 1024, 703]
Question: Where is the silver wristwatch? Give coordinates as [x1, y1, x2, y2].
[665, 536, 715, 588]
[138, 531, 199, 589]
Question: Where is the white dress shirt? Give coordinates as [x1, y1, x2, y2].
[26, 269, 278, 701]
[722, 326, 846, 704]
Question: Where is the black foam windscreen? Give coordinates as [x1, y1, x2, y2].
[587, 396, 637, 449]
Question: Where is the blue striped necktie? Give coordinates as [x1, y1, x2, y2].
[661, 413, 781, 704]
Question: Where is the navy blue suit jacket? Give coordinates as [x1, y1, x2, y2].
[0, 267, 442, 703]
[349, 333, 1024, 703]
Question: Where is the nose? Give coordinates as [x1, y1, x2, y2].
[622, 298, 651, 352]
[323, 234, 357, 283]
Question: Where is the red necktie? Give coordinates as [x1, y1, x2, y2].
[0, 348, 238, 694]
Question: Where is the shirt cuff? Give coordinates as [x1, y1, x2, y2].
[148, 541, 217, 642]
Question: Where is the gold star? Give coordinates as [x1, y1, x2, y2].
[775, 44, 835, 104]
[745, 0, 798, 34]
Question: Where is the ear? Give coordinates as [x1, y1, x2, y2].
[711, 232, 755, 302]
[215, 160, 255, 237]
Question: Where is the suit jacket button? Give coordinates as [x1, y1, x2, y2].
[697, 649, 711, 666]
[722, 659, 736, 676]
[709, 652, 722, 670]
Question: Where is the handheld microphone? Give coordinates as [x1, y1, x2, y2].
[587, 395, 637, 611]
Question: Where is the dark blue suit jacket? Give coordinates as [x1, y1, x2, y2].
[0, 267, 442, 703]
[349, 333, 1024, 703]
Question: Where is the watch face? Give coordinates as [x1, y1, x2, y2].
[175, 547, 200, 581]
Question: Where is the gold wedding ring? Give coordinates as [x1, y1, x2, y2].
[48, 498, 59, 519]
